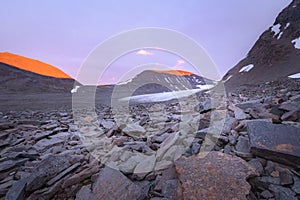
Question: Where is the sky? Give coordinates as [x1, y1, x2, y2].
[1, 0, 292, 84]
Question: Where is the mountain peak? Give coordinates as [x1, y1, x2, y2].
[223, 1, 300, 90]
[150, 69, 194, 76]
[0, 52, 71, 79]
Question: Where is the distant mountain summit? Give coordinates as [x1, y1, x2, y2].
[115, 70, 215, 95]
[0, 52, 71, 79]
[223, 0, 300, 90]
[0, 53, 74, 94]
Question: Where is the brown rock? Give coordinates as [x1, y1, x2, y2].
[247, 121, 300, 167]
[175, 151, 258, 200]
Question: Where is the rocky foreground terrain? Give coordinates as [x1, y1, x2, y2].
[0, 77, 299, 200]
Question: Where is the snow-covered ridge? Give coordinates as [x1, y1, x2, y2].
[288, 73, 300, 79]
[239, 64, 254, 73]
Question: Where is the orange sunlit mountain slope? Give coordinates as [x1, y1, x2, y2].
[151, 70, 194, 76]
[0, 52, 71, 79]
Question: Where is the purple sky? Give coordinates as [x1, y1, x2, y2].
[1, 0, 291, 84]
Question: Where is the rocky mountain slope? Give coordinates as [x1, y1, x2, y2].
[1, 76, 300, 200]
[223, 0, 300, 90]
[0, 52, 71, 79]
[0, 62, 74, 94]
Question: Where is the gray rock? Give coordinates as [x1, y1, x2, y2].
[62, 165, 99, 188]
[41, 123, 59, 130]
[292, 176, 300, 194]
[75, 186, 92, 200]
[0, 180, 15, 191]
[135, 180, 151, 200]
[134, 155, 156, 179]
[234, 109, 248, 120]
[290, 94, 300, 102]
[33, 137, 64, 152]
[195, 128, 208, 139]
[0, 158, 29, 172]
[235, 137, 251, 154]
[26, 154, 72, 191]
[281, 109, 300, 121]
[222, 117, 237, 134]
[228, 135, 237, 146]
[268, 184, 297, 200]
[195, 99, 213, 113]
[279, 102, 300, 112]
[123, 123, 146, 138]
[223, 145, 232, 154]
[5, 178, 27, 200]
[256, 176, 281, 185]
[32, 131, 54, 141]
[0, 122, 14, 131]
[191, 142, 201, 155]
[260, 190, 274, 199]
[90, 166, 143, 200]
[247, 121, 300, 167]
[229, 105, 248, 120]
[100, 120, 115, 130]
[279, 170, 293, 185]
[47, 162, 81, 186]
[154, 166, 177, 192]
[235, 99, 264, 110]
[248, 159, 264, 175]
[161, 179, 180, 200]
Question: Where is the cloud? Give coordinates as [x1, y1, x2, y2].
[136, 49, 153, 56]
[173, 59, 185, 69]
[110, 76, 116, 81]
[176, 59, 185, 65]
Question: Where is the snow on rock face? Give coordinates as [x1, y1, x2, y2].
[288, 73, 300, 79]
[223, 75, 232, 82]
[239, 64, 254, 73]
[71, 86, 80, 93]
[271, 24, 285, 40]
[196, 84, 215, 90]
[292, 37, 300, 49]
[271, 24, 281, 35]
[284, 22, 290, 30]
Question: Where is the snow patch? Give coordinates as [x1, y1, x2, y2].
[239, 64, 254, 73]
[292, 37, 300, 49]
[71, 86, 80, 93]
[120, 88, 208, 103]
[117, 79, 132, 85]
[271, 24, 281, 35]
[288, 73, 300, 79]
[277, 32, 283, 39]
[196, 84, 215, 90]
[223, 75, 232, 82]
[271, 24, 284, 39]
[284, 23, 290, 30]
